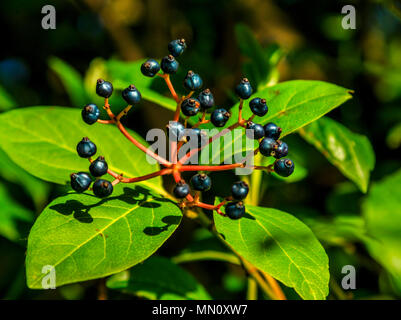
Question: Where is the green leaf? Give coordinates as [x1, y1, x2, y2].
[299, 117, 375, 193]
[107, 256, 210, 300]
[106, 59, 176, 111]
[235, 24, 284, 89]
[214, 205, 329, 300]
[0, 107, 164, 195]
[201, 80, 352, 164]
[386, 122, 401, 149]
[0, 147, 49, 209]
[48, 57, 88, 107]
[0, 85, 17, 111]
[0, 183, 33, 242]
[362, 169, 401, 287]
[26, 183, 181, 288]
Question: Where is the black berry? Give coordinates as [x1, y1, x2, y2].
[211, 108, 230, 127]
[161, 55, 179, 74]
[70, 172, 92, 193]
[168, 39, 186, 57]
[183, 70, 203, 91]
[190, 173, 212, 192]
[77, 137, 97, 158]
[93, 179, 113, 198]
[122, 84, 141, 105]
[225, 201, 245, 220]
[231, 181, 249, 200]
[274, 158, 295, 177]
[235, 78, 253, 100]
[264, 122, 282, 140]
[141, 59, 160, 77]
[249, 98, 268, 117]
[173, 181, 190, 198]
[181, 98, 200, 116]
[81, 103, 100, 125]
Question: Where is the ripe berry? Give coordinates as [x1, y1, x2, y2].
[190, 173, 212, 192]
[264, 122, 282, 140]
[168, 39, 186, 57]
[211, 108, 230, 127]
[249, 98, 268, 117]
[235, 78, 253, 100]
[166, 121, 185, 141]
[122, 84, 141, 105]
[81, 103, 100, 125]
[274, 158, 295, 177]
[231, 181, 249, 200]
[185, 128, 208, 148]
[161, 55, 179, 74]
[70, 172, 92, 193]
[181, 98, 200, 116]
[89, 156, 108, 177]
[198, 89, 214, 110]
[77, 137, 97, 158]
[246, 121, 265, 140]
[183, 71, 203, 91]
[141, 59, 160, 77]
[93, 179, 113, 198]
[173, 181, 190, 198]
[96, 79, 113, 98]
[272, 140, 288, 159]
[225, 201, 245, 220]
[259, 137, 277, 157]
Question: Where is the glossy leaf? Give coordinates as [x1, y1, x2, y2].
[299, 117, 375, 193]
[0, 183, 33, 242]
[0, 147, 49, 209]
[48, 57, 88, 107]
[214, 205, 329, 300]
[235, 24, 284, 90]
[362, 169, 401, 287]
[0, 107, 164, 194]
[107, 256, 210, 300]
[200, 80, 352, 164]
[26, 183, 181, 288]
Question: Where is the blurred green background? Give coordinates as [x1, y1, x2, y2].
[0, 0, 400, 299]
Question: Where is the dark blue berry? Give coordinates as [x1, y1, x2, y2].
[161, 55, 179, 74]
[249, 97, 268, 117]
[198, 89, 214, 110]
[168, 39, 186, 57]
[77, 137, 97, 158]
[225, 201, 245, 220]
[70, 172, 92, 193]
[272, 140, 288, 159]
[173, 181, 190, 198]
[181, 98, 200, 116]
[89, 156, 108, 177]
[185, 128, 208, 148]
[246, 121, 265, 140]
[122, 84, 141, 105]
[166, 121, 185, 141]
[81, 103, 100, 125]
[141, 59, 160, 77]
[183, 71, 203, 91]
[96, 79, 113, 98]
[211, 108, 230, 127]
[259, 137, 277, 157]
[274, 158, 295, 177]
[235, 78, 253, 100]
[263, 122, 282, 140]
[93, 179, 113, 198]
[231, 181, 249, 200]
[190, 173, 212, 192]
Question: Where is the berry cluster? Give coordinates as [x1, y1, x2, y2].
[69, 39, 294, 219]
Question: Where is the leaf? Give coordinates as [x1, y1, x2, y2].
[362, 169, 401, 287]
[0, 107, 164, 194]
[48, 57, 88, 107]
[0, 147, 49, 209]
[26, 183, 182, 288]
[214, 205, 329, 300]
[0, 183, 33, 242]
[200, 80, 352, 164]
[106, 256, 210, 300]
[299, 117, 375, 193]
[386, 122, 401, 149]
[0, 85, 17, 111]
[106, 59, 176, 111]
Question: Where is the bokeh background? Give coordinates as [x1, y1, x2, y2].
[0, 0, 400, 299]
